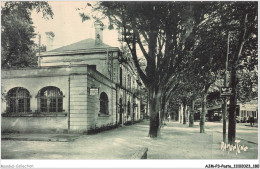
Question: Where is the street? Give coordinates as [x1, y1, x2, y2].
[1, 120, 258, 159]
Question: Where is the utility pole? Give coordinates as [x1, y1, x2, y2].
[223, 32, 230, 143]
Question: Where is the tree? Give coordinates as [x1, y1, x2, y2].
[217, 2, 257, 144]
[82, 2, 209, 137]
[188, 1, 257, 137]
[184, 18, 227, 133]
[237, 69, 258, 103]
[81, 2, 257, 138]
[1, 1, 53, 69]
[167, 76, 197, 126]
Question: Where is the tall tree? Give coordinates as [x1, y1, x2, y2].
[217, 2, 257, 144]
[82, 1, 208, 137]
[189, 1, 257, 136]
[1, 1, 53, 69]
[82, 2, 257, 137]
[184, 21, 226, 133]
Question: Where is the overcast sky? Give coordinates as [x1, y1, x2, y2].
[32, 1, 121, 49]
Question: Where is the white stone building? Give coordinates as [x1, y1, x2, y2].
[1, 21, 144, 133]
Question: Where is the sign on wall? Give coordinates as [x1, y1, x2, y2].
[90, 88, 99, 95]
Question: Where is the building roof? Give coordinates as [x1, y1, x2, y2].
[49, 38, 112, 52]
[39, 38, 119, 57]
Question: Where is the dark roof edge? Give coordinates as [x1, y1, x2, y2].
[38, 47, 120, 57]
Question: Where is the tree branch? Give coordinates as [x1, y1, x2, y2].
[125, 30, 150, 87]
[234, 13, 248, 66]
[136, 32, 149, 60]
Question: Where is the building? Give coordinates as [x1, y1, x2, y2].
[173, 99, 258, 123]
[237, 99, 258, 122]
[206, 99, 258, 122]
[1, 21, 144, 133]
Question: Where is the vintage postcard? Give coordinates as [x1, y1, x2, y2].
[1, 1, 259, 168]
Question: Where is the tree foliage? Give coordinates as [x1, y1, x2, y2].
[218, 1, 257, 144]
[1, 1, 53, 69]
[87, 2, 210, 137]
[81, 1, 257, 138]
[177, 1, 257, 134]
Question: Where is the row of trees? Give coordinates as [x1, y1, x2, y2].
[83, 1, 257, 144]
[1, 2, 257, 145]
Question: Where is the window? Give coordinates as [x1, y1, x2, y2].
[127, 101, 131, 116]
[128, 75, 131, 90]
[242, 110, 246, 117]
[38, 86, 63, 113]
[7, 87, 30, 113]
[120, 67, 122, 86]
[240, 110, 244, 117]
[100, 92, 109, 114]
[119, 98, 123, 113]
[247, 111, 252, 117]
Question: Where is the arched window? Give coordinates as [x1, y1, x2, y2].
[100, 92, 109, 115]
[127, 101, 131, 116]
[38, 86, 63, 113]
[7, 87, 30, 113]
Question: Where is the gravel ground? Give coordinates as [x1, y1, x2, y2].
[1, 120, 258, 159]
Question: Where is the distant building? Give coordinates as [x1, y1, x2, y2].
[173, 99, 258, 123]
[206, 99, 258, 122]
[1, 21, 145, 133]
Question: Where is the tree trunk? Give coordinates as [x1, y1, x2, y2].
[200, 93, 207, 133]
[178, 105, 181, 123]
[228, 67, 237, 145]
[160, 95, 167, 125]
[183, 102, 187, 124]
[189, 100, 195, 127]
[148, 88, 161, 137]
[228, 13, 248, 145]
[179, 104, 183, 123]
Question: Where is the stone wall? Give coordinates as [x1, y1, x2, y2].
[1, 67, 71, 133]
[40, 52, 119, 81]
[1, 116, 68, 133]
[1, 64, 143, 133]
[86, 67, 117, 129]
[69, 74, 88, 132]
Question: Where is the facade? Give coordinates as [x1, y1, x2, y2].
[206, 100, 258, 122]
[1, 21, 144, 133]
[172, 99, 258, 123]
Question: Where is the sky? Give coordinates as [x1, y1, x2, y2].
[31, 1, 121, 50]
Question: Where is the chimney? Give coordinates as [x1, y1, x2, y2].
[94, 20, 104, 45]
[45, 31, 55, 51]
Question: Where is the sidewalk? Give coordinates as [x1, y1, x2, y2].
[1, 120, 258, 159]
